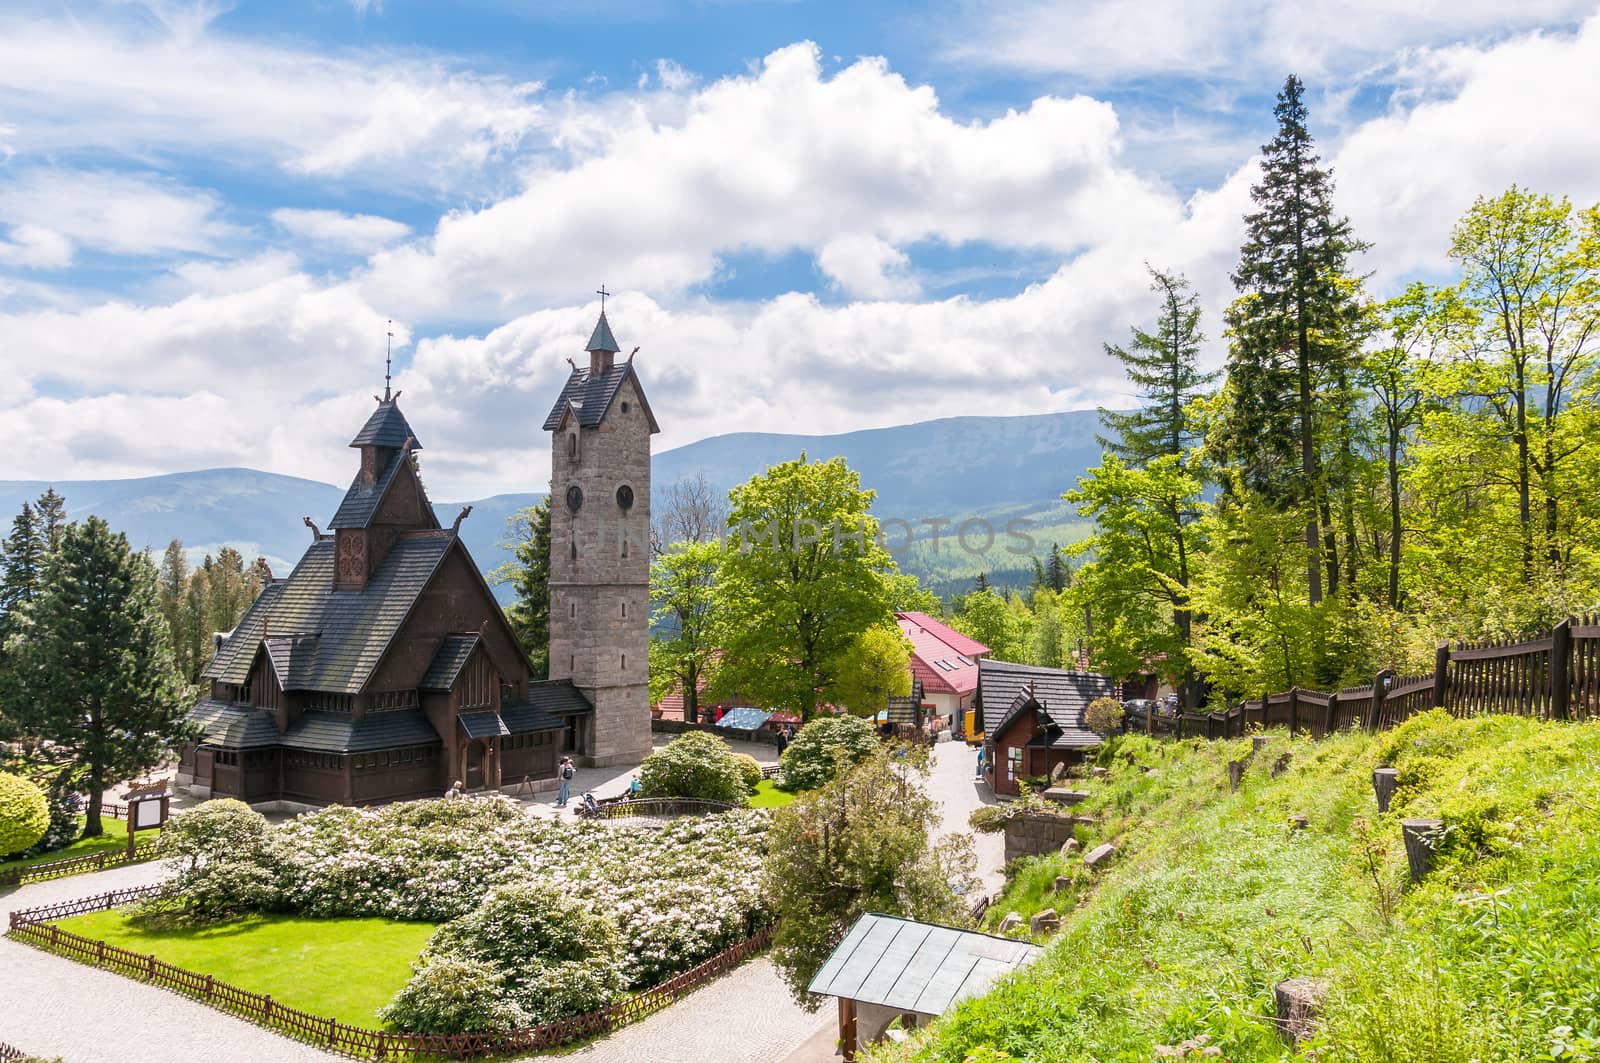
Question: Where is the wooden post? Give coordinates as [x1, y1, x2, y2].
[1372, 768, 1398, 813]
[1323, 693, 1337, 737]
[1552, 618, 1572, 721]
[1432, 642, 1451, 711]
[1369, 670, 1392, 733]
[1287, 687, 1299, 735]
[1401, 818, 1444, 883]
[1227, 760, 1245, 792]
[839, 997, 858, 1062]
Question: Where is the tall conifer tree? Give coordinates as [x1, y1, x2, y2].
[12, 517, 189, 836]
[1219, 74, 1369, 604]
[1099, 267, 1216, 467]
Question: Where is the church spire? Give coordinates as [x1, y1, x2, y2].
[384, 320, 394, 401]
[587, 287, 619, 374]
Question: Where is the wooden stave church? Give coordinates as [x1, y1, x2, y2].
[176, 371, 599, 807]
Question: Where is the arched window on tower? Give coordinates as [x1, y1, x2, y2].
[567, 433, 578, 461]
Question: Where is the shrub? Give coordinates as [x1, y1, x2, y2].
[1084, 696, 1125, 734]
[732, 753, 764, 794]
[397, 881, 628, 1030]
[968, 806, 1007, 833]
[381, 956, 530, 1035]
[0, 771, 51, 857]
[638, 731, 747, 804]
[776, 715, 879, 791]
[157, 798, 271, 867]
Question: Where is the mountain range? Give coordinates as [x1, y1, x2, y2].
[0, 410, 1106, 601]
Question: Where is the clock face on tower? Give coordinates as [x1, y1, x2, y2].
[566, 484, 584, 513]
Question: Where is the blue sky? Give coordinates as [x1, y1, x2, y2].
[3, 0, 1600, 497]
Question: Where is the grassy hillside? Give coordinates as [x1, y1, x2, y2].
[874, 712, 1600, 1062]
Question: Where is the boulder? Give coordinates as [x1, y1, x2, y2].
[1054, 875, 1072, 893]
[1402, 818, 1445, 883]
[1274, 977, 1328, 1044]
[1043, 787, 1089, 806]
[997, 911, 1023, 933]
[1059, 838, 1081, 856]
[1271, 752, 1293, 777]
[1029, 908, 1060, 934]
[1288, 814, 1308, 831]
[1083, 842, 1116, 869]
[1091, 766, 1112, 779]
[1227, 760, 1246, 792]
[1372, 767, 1399, 813]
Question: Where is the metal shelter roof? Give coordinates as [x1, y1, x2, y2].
[808, 914, 1040, 1016]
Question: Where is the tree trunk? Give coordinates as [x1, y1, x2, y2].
[85, 769, 104, 838]
[1298, 336, 1323, 605]
[685, 666, 699, 725]
[1387, 416, 1402, 609]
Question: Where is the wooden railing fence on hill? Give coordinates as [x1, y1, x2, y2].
[1152, 615, 1600, 741]
[0, 841, 160, 888]
[8, 885, 774, 1061]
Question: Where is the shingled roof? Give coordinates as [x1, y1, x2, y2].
[350, 397, 421, 450]
[190, 699, 281, 750]
[502, 680, 592, 734]
[281, 709, 441, 753]
[587, 310, 620, 353]
[420, 634, 480, 692]
[978, 659, 1113, 748]
[541, 361, 660, 434]
[204, 533, 457, 694]
[329, 450, 412, 530]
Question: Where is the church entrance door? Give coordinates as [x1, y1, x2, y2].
[465, 741, 485, 790]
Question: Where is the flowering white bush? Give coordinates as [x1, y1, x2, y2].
[175, 795, 772, 998]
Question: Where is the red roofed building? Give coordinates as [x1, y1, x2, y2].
[896, 611, 990, 732]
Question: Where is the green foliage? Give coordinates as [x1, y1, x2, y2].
[650, 538, 722, 722]
[399, 881, 628, 1029]
[832, 624, 913, 716]
[150, 799, 279, 919]
[776, 713, 879, 792]
[716, 454, 900, 720]
[1083, 697, 1124, 734]
[6, 516, 192, 837]
[0, 770, 49, 856]
[869, 714, 1600, 1063]
[380, 956, 530, 1035]
[731, 752, 764, 794]
[492, 499, 551, 678]
[637, 730, 748, 803]
[1097, 266, 1216, 466]
[764, 750, 976, 1002]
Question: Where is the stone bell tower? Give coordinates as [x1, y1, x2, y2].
[542, 303, 659, 766]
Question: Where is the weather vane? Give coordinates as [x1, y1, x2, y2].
[384, 320, 394, 401]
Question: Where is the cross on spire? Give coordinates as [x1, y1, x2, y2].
[596, 284, 610, 311]
[384, 320, 394, 401]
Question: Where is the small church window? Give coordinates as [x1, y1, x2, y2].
[570, 602, 576, 618]
[621, 401, 630, 413]
[570, 539, 577, 561]
[616, 484, 634, 510]
[566, 484, 584, 512]
[621, 538, 628, 558]
[621, 601, 627, 618]
[621, 654, 627, 670]
[568, 434, 577, 460]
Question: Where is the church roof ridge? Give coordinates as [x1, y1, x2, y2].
[350, 396, 422, 450]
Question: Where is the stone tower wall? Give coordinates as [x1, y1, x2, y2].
[548, 373, 653, 765]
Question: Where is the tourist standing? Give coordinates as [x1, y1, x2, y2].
[557, 757, 575, 807]
[774, 727, 789, 757]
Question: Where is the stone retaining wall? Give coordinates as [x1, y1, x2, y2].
[1003, 810, 1088, 863]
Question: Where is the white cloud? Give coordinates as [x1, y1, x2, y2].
[271, 208, 412, 253]
[817, 235, 918, 299]
[1332, 14, 1600, 285]
[0, 170, 237, 259]
[0, 4, 546, 189]
[364, 43, 1178, 317]
[0, 224, 74, 269]
[940, 0, 1596, 84]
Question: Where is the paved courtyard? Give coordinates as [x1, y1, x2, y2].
[0, 738, 997, 1063]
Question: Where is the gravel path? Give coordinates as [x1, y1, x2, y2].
[0, 860, 338, 1063]
[925, 738, 1007, 895]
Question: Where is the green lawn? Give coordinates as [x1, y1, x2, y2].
[2, 816, 131, 872]
[57, 910, 436, 1026]
[748, 779, 796, 808]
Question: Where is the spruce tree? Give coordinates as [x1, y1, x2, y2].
[34, 488, 67, 550]
[0, 502, 45, 622]
[1098, 267, 1216, 466]
[1220, 74, 1369, 604]
[158, 540, 192, 678]
[1045, 543, 1069, 593]
[497, 499, 551, 678]
[13, 517, 189, 837]
[974, 571, 989, 594]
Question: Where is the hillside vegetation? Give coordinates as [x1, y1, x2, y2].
[872, 712, 1600, 1062]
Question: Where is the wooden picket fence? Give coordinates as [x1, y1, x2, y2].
[0, 841, 161, 889]
[8, 885, 774, 1061]
[1225, 615, 1600, 740]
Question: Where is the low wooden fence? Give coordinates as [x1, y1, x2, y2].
[590, 797, 739, 820]
[0, 1041, 28, 1062]
[1227, 615, 1600, 741]
[0, 841, 160, 888]
[9, 885, 774, 1061]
